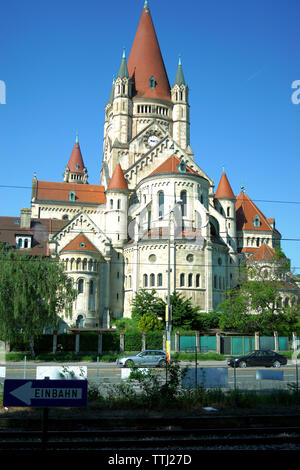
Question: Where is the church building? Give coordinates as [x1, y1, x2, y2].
[1, 1, 297, 329]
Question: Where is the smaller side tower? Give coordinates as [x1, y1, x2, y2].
[214, 170, 237, 253]
[105, 162, 129, 246]
[111, 50, 133, 148]
[171, 57, 190, 150]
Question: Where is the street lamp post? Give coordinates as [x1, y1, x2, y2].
[165, 200, 182, 364]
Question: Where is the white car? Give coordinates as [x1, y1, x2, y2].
[116, 350, 170, 368]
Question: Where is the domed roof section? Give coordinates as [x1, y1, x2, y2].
[127, 1, 171, 101]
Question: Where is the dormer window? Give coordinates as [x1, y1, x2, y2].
[178, 159, 187, 173]
[16, 235, 32, 249]
[75, 164, 79, 170]
[253, 215, 261, 228]
[149, 76, 156, 89]
[69, 191, 76, 202]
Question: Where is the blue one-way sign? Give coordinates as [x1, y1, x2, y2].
[3, 379, 88, 407]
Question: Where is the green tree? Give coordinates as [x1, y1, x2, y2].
[131, 289, 165, 322]
[137, 312, 164, 332]
[0, 246, 77, 357]
[170, 291, 200, 330]
[217, 266, 300, 335]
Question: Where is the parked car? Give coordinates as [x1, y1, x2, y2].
[116, 350, 170, 368]
[227, 350, 287, 368]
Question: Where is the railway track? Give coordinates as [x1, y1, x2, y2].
[0, 415, 300, 453]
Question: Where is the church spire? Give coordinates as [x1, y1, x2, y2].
[63, 135, 88, 184]
[117, 48, 129, 79]
[175, 56, 186, 86]
[127, 1, 170, 101]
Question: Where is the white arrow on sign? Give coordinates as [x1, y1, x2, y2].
[10, 381, 83, 405]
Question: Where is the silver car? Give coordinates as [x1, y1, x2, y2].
[116, 350, 169, 368]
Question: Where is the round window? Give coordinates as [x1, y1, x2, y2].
[186, 254, 194, 263]
[149, 254, 156, 263]
[80, 242, 86, 248]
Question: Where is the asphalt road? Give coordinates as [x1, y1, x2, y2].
[1, 360, 299, 391]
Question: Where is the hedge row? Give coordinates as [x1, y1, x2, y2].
[9, 330, 164, 353]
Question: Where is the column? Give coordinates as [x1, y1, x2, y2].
[52, 331, 57, 354]
[255, 332, 260, 350]
[97, 331, 103, 355]
[175, 331, 180, 353]
[274, 331, 279, 352]
[120, 331, 125, 353]
[75, 333, 80, 353]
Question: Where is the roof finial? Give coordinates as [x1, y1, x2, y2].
[222, 165, 225, 173]
[241, 185, 245, 193]
[144, 0, 149, 8]
[75, 132, 79, 145]
[122, 47, 126, 59]
[178, 54, 182, 66]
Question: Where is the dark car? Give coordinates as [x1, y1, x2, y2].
[227, 350, 287, 368]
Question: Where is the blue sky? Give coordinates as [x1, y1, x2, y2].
[1, 0, 300, 273]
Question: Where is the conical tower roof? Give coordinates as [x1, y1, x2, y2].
[118, 49, 129, 79]
[127, 1, 171, 101]
[67, 136, 86, 173]
[175, 57, 186, 86]
[215, 171, 235, 199]
[107, 163, 128, 191]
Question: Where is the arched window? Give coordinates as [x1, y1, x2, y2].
[76, 315, 84, 328]
[117, 199, 121, 210]
[180, 190, 187, 217]
[188, 273, 193, 287]
[150, 273, 155, 287]
[78, 279, 84, 294]
[157, 273, 163, 286]
[158, 191, 164, 218]
[149, 75, 156, 89]
[227, 207, 230, 217]
[196, 274, 200, 288]
[214, 275, 217, 289]
[110, 199, 113, 210]
[180, 273, 185, 287]
[143, 274, 148, 287]
[253, 215, 261, 228]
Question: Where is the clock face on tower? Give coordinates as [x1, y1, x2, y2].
[147, 135, 159, 147]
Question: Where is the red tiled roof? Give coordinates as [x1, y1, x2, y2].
[0, 217, 67, 256]
[62, 234, 99, 253]
[107, 163, 128, 190]
[127, 3, 171, 101]
[67, 141, 85, 173]
[150, 155, 199, 176]
[215, 172, 235, 199]
[236, 191, 281, 235]
[248, 244, 276, 261]
[35, 181, 106, 204]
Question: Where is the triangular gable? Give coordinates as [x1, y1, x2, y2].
[49, 211, 111, 255]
